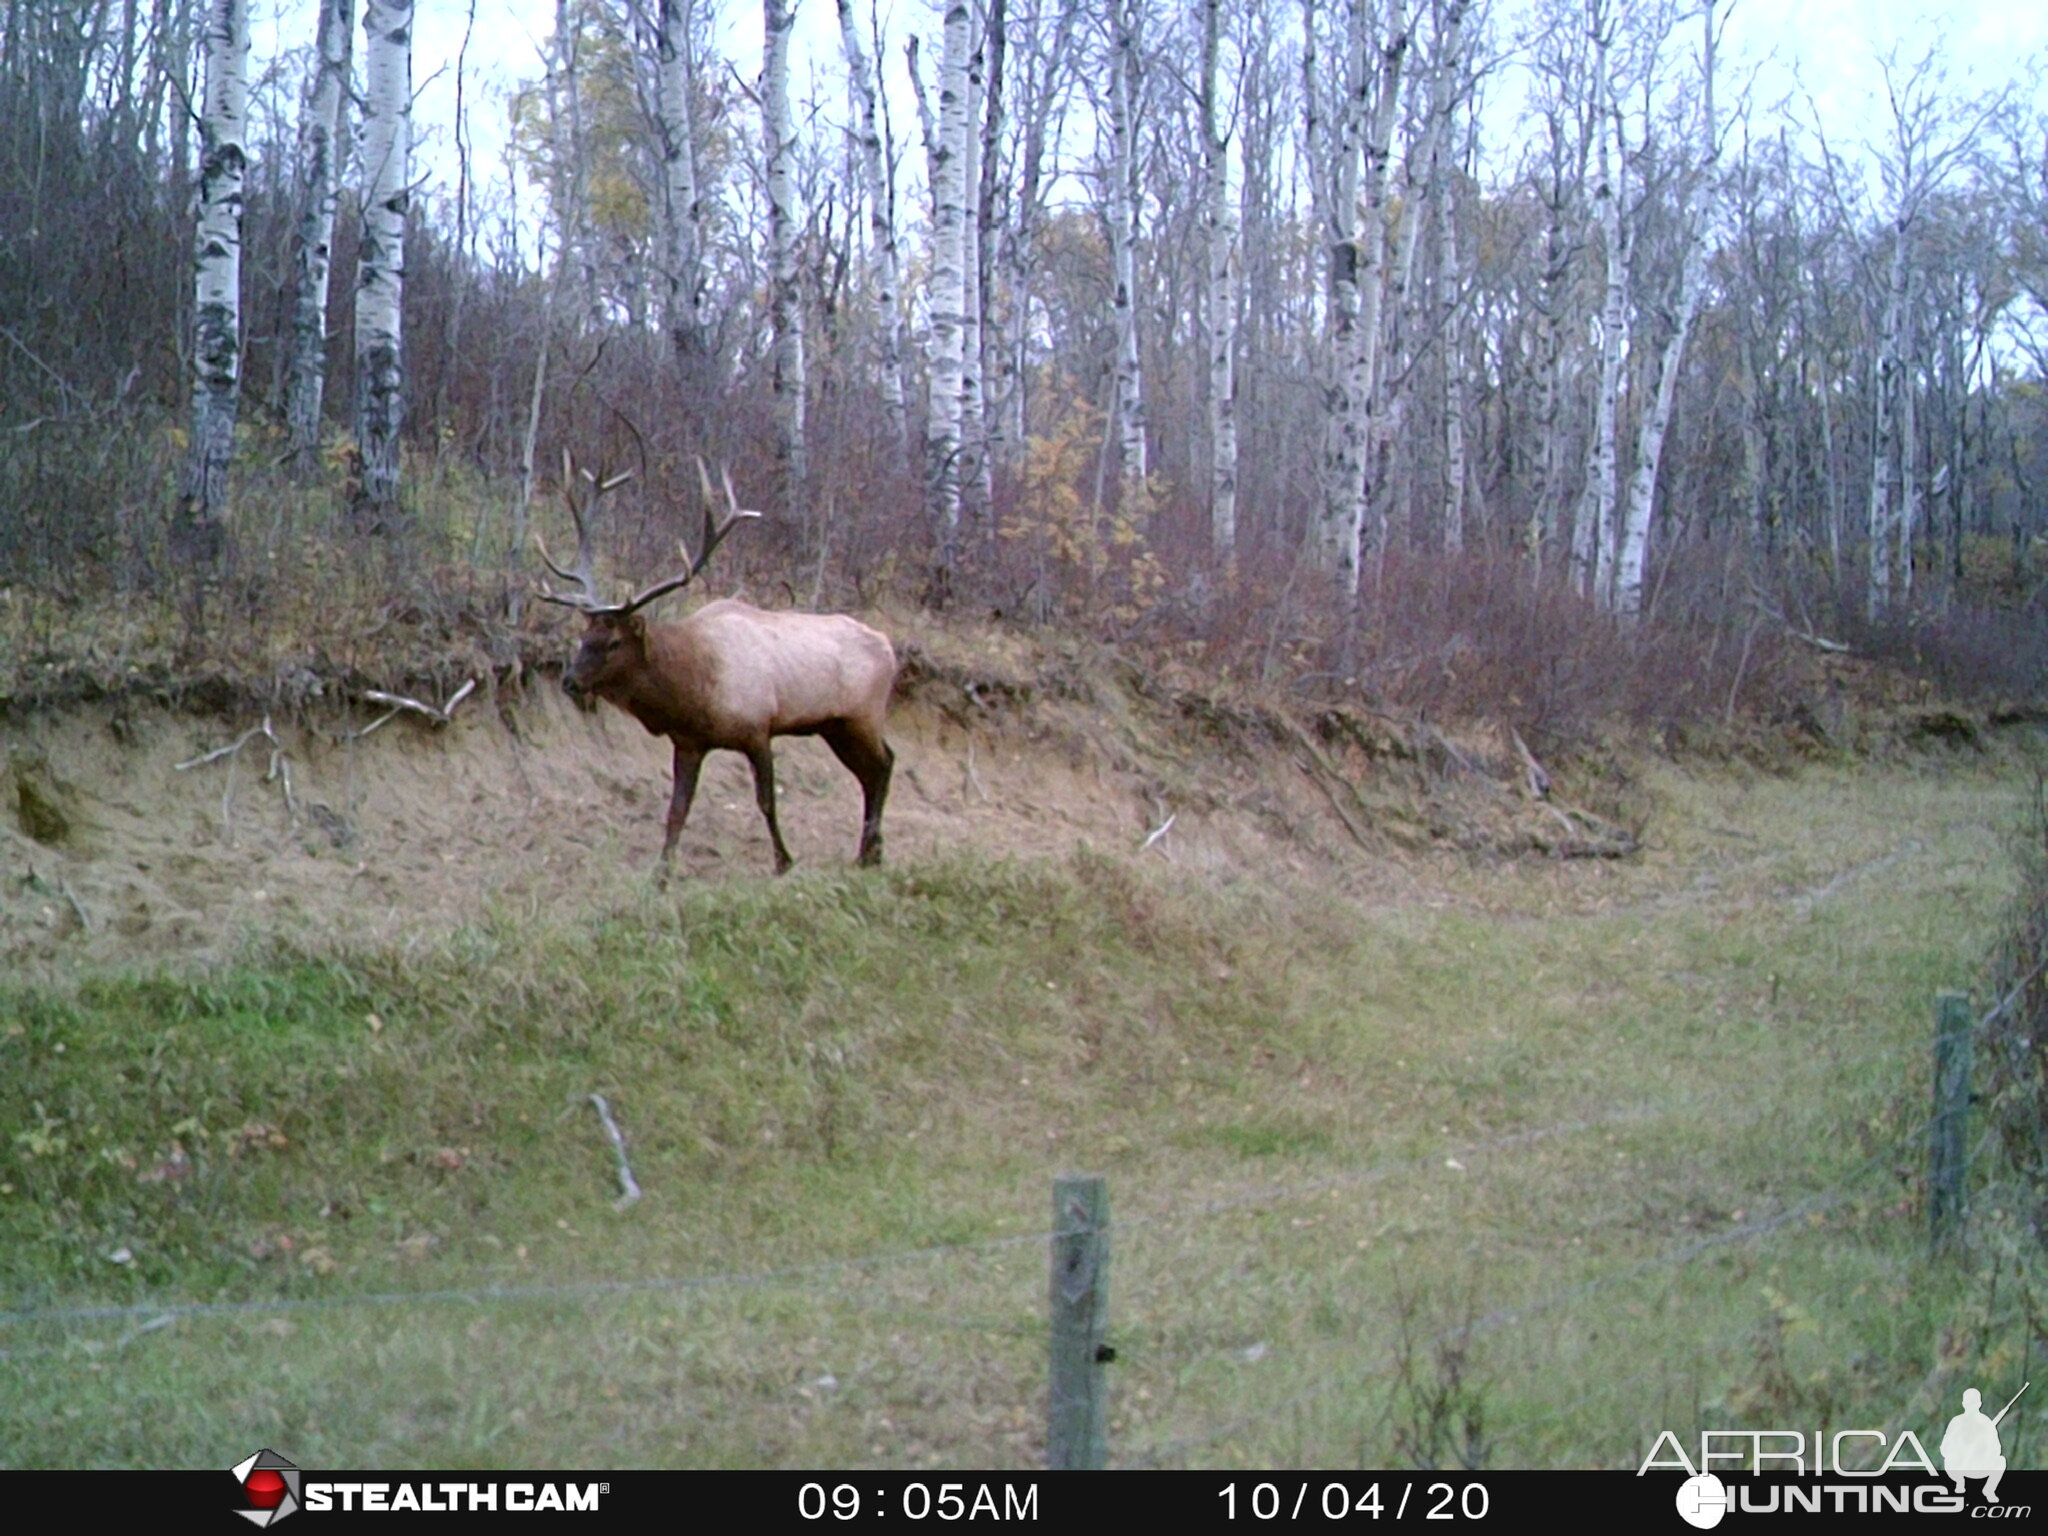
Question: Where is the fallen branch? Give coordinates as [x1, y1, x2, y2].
[264, 727, 297, 818]
[1140, 811, 1176, 854]
[1790, 628, 1851, 654]
[175, 725, 266, 771]
[59, 878, 91, 933]
[1425, 725, 1480, 779]
[963, 741, 990, 804]
[176, 717, 296, 836]
[1745, 574, 1849, 654]
[1509, 728, 1551, 800]
[361, 677, 477, 726]
[588, 1094, 643, 1209]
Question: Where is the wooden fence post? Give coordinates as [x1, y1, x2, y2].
[1930, 991, 1974, 1252]
[1048, 1174, 1110, 1470]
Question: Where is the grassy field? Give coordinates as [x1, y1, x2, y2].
[1, 753, 2038, 1470]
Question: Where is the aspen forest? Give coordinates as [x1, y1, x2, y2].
[1, 0, 2043, 724]
[9, 0, 2048, 1477]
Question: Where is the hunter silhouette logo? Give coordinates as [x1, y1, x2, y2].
[1941, 1383, 2028, 1504]
[230, 1449, 300, 1527]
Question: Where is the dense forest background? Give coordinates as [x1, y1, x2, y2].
[3, 0, 2045, 733]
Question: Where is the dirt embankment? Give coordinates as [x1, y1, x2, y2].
[0, 628, 1670, 976]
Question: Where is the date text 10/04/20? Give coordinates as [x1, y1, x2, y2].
[1220, 1480, 1492, 1520]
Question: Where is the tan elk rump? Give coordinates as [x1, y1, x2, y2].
[535, 458, 896, 880]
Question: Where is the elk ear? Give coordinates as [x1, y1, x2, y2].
[621, 613, 648, 641]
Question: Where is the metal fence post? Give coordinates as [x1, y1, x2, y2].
[1930, 992, 1974, 1252]
[1048, 1174, 1110, 1469]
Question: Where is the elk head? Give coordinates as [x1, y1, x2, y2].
[534, 454, 760, 703]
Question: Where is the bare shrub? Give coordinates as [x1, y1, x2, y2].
[1847, 603, 2048, 704]
[1983, 781, 2048, 1238]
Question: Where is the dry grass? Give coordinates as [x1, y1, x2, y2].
[1, 738, 2036, 1469]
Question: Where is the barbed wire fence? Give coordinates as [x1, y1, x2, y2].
[1, 983, 2036, 1469]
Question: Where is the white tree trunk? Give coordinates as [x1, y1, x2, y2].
[1384, 0, 1459, 404]
[657, 0, 708, 361]
[975, 0, 1010, 482]
[180, 0, 249, 529]
[1817, 338, 1842, 575]
[1529, 148, 1574, 574]
[285, 0, 350, 477]
[353, 0, 412, 525]
[1525, 22, 1597, 582]
[1575, 44, 1623, 601]
[1439, 147, 1465, 555]
[1867, 229, 1906, 620]
[995, 0, 1072, 471]
[1314, 0, 1366, 581]
[836, 0, 905, 444]
[1107, 0, 1147, 483]
[1201, 0, 1238, 564]
[959, 16, 988, 521]
[554, 0, 601, 329]
[1897, 267, 1918, 602]
[764, 0, 806, 496]
[1328, 0, 1408, 600]
[1612, 0, 1718, 619]
[925, 0, 972, 577]
[1612, 243, 1703, 616]
[1416, 0, 1470, 555]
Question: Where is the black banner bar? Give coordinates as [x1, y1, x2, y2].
[78, 1469, 2042, 1531]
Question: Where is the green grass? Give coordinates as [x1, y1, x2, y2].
[1, 762, 2040, 1470]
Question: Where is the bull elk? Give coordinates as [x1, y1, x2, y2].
[535, 456, 896, 880]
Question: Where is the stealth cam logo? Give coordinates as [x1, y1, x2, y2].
[230, 1449, 301, 1527]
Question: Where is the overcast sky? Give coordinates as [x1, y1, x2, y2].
[248, 0, 2046, 237]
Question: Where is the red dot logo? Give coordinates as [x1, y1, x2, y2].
[245, 1469, 288, 1510]
[230, 1451, 301, 1525]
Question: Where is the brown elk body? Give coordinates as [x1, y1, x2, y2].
[564, 599, 896, 875]
[538, 458, 896, 879]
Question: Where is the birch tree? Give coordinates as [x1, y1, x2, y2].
[656, 0, 708, 361]
[1105, 0, 1148, 483]
[989, 0, 1078, 468]
[836, 0, 905, 443]
[1858, 52, 1995, 619]
[1572, 8, 1623, 599]
[178, 0, 250, 537]
[353, 0, 412, 528]
[1439, 129, 1466, 554]
[924, 0, 973, 581]
[1382, 0, 1468, 557]
[764, 0, 806, 495]
[959, 11, 989, 518]
[972, 0, 1008, 492]
[1521, 0, 1595, 576]
[552, 0, 601, 329]
[284, 0, 352, 478]
[1313, 0, 1409, 601]
[1200, 0, 1239, 562]
[1612, 0, 1720, 618]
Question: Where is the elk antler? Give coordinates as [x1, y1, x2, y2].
[534, 455, 756, 618]
[591, 457, 761, 618]
[533, 451, 637, 611]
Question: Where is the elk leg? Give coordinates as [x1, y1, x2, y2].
[744, 742, 795, 875]
[822, 722, 894, 867]
[659, 743, 706, 880]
